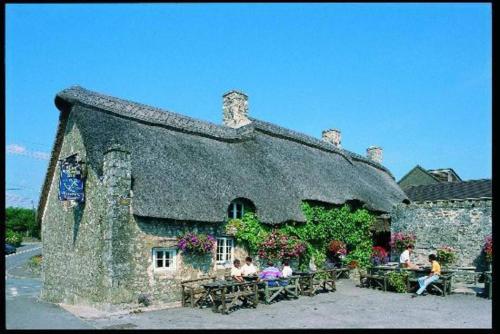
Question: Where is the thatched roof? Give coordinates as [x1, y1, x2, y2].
[39, 86, 408, 225]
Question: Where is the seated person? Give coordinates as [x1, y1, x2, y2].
[400, 244, 419, 269]
[412, 254, 441, 297]
[259, 261, 283, 287]
[241, 256, 258, 277]
[231, 259, 245, 283]
[282, 260, 293, 278]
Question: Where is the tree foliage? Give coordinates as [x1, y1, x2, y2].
[5, 207, 39, 239]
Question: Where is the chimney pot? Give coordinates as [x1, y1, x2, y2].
[222, 90, 251, 128]
[322, 129, 342, 148]
[366, 146, 383, 164]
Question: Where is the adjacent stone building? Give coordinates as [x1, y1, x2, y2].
[393, 166, 492, 268]
[38, 86, 408, 307]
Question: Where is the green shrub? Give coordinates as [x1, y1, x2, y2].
[28, 254, 43, 268]
[6, 207, 39, 238]
[437, 246, 456, 267]
[387, 271, 409, 293]
[6, 230, 23, 247]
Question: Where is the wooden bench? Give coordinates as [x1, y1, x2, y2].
[210, 281, 259, 314]
[407, 273, 453, 296]
[359, 272, 387, 291]
[258, 276, 300, 303]
[180, 276, 216, 307]
[334, 267, 351, 279]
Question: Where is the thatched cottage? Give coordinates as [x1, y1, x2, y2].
[38, 86, 408, 306]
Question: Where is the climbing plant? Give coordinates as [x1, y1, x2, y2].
[224, 201, 376, 271]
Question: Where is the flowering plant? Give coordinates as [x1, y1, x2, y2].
[483, 235, 492, 263]
[225, 218, 243, 235]
[436, 246, 456, 267]
[328, 240, 347, 256]
[177, 232, 216, 255]
[371, 246, 389, 265]
[347, 260, 358, 269]
[390, 232, 416, 253]
[258, 230, 306, 260]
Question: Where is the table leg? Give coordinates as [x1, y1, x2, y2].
[221, 288, 227, 314]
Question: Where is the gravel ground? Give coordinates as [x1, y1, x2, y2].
[86, 279, 491, 329]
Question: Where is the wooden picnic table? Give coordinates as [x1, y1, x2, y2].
[295, 269, 337, 296]
[363, 266, 454, 296]
[201, 279, 259, 314]
[180, 276, 217, 307]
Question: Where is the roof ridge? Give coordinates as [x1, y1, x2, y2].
[55, 85, 393, 177]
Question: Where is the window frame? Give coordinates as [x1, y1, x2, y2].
[152, 247, 177, 271]
[228, 201, 245, 219]
[216, 237, 234, 266]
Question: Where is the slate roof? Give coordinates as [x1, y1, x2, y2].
[39, 86, 409, 225]
[403, 179, 492, 202]
[397, 165, 441, 187]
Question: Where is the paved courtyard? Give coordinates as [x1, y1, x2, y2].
[85, 279, 491, 329]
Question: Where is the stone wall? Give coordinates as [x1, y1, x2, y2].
[130, 218, 251, 305]
[391, 199, 492, 269]
[41, 111, 108, 305]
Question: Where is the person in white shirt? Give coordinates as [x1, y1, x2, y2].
[282, 260, 293, 278]
[241, 256, 258, 277]
[400, 244, 417, 269]
[231, 259, 244, 282]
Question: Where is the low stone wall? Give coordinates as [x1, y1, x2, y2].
[391, 199, 491, 270]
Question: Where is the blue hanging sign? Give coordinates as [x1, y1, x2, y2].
[58, 155, 85, 202]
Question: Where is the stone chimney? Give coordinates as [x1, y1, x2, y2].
[222, 90, 251, 128]
[322, 129, 342, 148]
[366, 146, 383, 164]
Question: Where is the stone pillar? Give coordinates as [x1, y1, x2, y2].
[366, 146, 383, 164]
[222, 90, 251, 128]
[322, 129, 342, 148]
[102, 143, 133, 301]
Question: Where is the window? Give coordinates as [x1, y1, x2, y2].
[227, 198, 255, 219]
[228, 202, 244, 219]
[216, 237, 234, 265]
[153, 248, 176, 271]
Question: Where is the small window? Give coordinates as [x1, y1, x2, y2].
[227, 198, 255, 219]
[153, 248, 177, 271]
[216, 237, 234, 265]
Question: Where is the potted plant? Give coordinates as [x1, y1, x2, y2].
[177, 232, 216, 255]
[436, 246, 456, 269]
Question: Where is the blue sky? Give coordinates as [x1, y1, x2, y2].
[6, 3, 492, 208]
